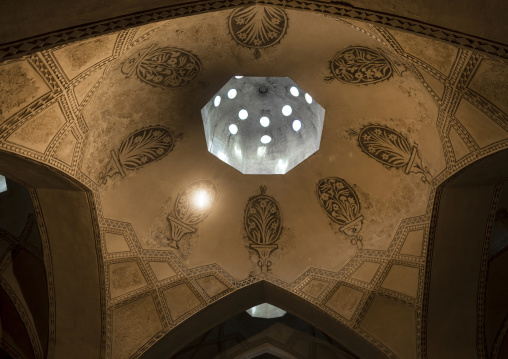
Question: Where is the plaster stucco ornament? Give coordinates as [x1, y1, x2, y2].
[244, 186, 282, 273]
[166, 180, 218, 248]
[201, 76, 325, 174]
[121, 44, 202, 88]
[316, 177, 365, 249]
[326, 46, 405, 85]
[228, 6, 288, 58]
[352, 124, 432, 184]
[99, 126, 174, 184]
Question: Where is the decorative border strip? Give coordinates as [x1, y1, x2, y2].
[476, 181, 505, 357]
[0, 339, 23, 359]
[0, 277, 44, 358]
[0, 0, 507, 63]
[28, 189, 57, 358]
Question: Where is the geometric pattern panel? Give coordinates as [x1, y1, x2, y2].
[51, 34, 117, 80]
[468, 59, 508, 114]
[104, 233, 130, 254]
[350, 262, 380, 283]
[380, 265, 420, 298]
[163, 282, 201, 321]
[109, 261, 147, 298]
[301, 279, 330, 298]
[360, 295, 417, 359]
[195, 275, 229, 299]
[111, 295, 163, 359]
[6, 102, 66, 153]
[325, 285, 364, 321]
[0, 61, 51, 123]
[53, 129, 77, 165]
[388, 28, 458, 76]
[455, 98, 507, 148]
[149, 261, 176, 281]
[448, 127, 470, 161]
[400, 230, 425, 257]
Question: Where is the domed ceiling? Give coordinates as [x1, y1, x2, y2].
[0, 3, 507, 359]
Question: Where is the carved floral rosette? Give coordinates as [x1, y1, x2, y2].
[316, 177, 364, 249]
[357, 124, 432, 183]
[228, 6, 288, 58]
[244, 186, 282, 272]
[122, 45, 202, 88]
[166, 180, 217, 248]
[99, 126, 174, 184]
[328, 46, 393, 85]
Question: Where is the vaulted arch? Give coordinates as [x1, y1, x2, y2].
[424, 149, 508, 358]
[141, 280, 386, 358]
[0, 149, 106, 358]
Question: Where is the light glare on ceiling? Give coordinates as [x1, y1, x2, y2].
[192, 189, 212, 210]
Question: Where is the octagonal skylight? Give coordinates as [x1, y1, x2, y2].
[0, 175, 6, 194]
[246, 303, 286, 319]
[201, 77, 325, 174]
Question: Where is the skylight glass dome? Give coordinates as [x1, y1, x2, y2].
[201, 77, 325, 174]
[246, 303, 287, 319]
[0, 175, 7, 194]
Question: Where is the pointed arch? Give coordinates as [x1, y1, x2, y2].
[141, 280, 388, 358]
[0, 149, 106, 358]
[423, 149, 508, 358]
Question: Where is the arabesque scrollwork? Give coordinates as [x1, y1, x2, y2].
[122, 45, 202, 88]
[244, 185, 282, 273]
[99, 126, 174, 184]
[326, 46, 393, 85]
[316, 177, 364, 249]
[355, 124, 432, 183]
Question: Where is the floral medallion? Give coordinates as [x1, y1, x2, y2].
[122, 45, 202, 88]
[316, 177, 364, 249]
[327, 46, 393, 85]
[228, 6, 288, 58]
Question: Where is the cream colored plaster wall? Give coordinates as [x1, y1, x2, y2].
[0, 4, 507, 358]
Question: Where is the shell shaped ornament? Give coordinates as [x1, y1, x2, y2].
[244, 186, 282, 273]
[228, 6, 288, 58]
[167, 180, 218, 249]
[122, 45, 202, 88]
[99, 126, 174, 184]
[316, 177, 364, 249]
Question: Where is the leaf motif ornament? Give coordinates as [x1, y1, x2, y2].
[328, 46, 393, 84]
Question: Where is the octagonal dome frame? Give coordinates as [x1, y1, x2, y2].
[201, 76, 325, 174]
